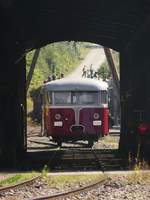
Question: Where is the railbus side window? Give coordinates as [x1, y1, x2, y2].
[101, 90, 108, 104]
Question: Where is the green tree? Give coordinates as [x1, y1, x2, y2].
[97, 63, 111, 81]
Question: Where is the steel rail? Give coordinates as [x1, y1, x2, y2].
[32, 177, 110, 200]
[0, 175, 41, 195]
[91, 148, 104, 171]
[28, 139, 52, 146]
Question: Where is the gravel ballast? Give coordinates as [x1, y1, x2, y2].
[0, 173, 150, 200]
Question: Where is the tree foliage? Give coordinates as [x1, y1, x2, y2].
[26, 41, 88, 96]
[97, 62, 111, 81]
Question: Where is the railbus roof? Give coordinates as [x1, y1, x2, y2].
[42, 78, 108, 92]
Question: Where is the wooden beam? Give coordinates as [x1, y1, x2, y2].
[103, 47, 120, 95]
[26, 48, 40, 91]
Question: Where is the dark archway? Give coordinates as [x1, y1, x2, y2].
[0, 0, 150, 167]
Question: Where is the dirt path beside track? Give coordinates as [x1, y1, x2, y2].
[67, 45, 105, 79]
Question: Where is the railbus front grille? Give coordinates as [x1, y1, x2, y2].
[71, 126, 84, 132]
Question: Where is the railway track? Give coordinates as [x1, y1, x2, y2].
[0, 173, 110, 200]
[0, 175, 41, 196]
[32, 177, 110, 200]
[51, 148, 105, 171]
[28, 148, 99, 171]
[25, 147, 124, 172]
[25, 126, 124, 171]
[91, 148, 104, 171]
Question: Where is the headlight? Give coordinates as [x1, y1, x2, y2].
[55, 113, 61, 120]
[138, 123, 149, 135]
[93, 113, 100, 120]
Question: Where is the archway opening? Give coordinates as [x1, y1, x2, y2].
[26, 41, 121, 171]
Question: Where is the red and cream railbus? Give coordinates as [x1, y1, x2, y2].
[41, 78, 109, 147]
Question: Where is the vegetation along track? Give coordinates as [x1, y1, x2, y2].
[32, 177, 110, 200]
[0, 175, 41, 196]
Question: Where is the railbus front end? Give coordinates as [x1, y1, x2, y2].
[41, 78, 109, 147]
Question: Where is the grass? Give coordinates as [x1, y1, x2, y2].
[100, 135, 119, 148]
[133, 160, 149, 171]
[121, 172, 150, 186]
[108, 171, 150, 187]
[128, 172, 150, 183]
[43, 174, 106, 188]
[128, 142, 150, 170]
[0, 172, 39, 187]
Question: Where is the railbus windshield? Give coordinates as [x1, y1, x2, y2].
[47, 91, 108, 105]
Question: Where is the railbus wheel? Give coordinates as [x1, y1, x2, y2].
[88, 140, 94, 148]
